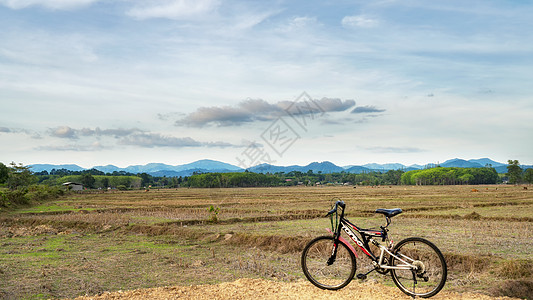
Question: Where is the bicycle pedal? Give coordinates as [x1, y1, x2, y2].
[356, 273, 367, 280]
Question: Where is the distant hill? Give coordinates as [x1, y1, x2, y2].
[248, 163, 299, 174]
[175, 159, 242, 172]
[345, 166, 372, 174]
[29, 164, 85, 172]
[468, 158, 506, 167]
[28, 158, 526, 176]
[440, 158, 483, 168]
[362, 163, 407, 170]
[249, 161, 345, 174]
[29, 160, 243, 177]
[92, 164, 121, 173]
[303, 161, 345, 173]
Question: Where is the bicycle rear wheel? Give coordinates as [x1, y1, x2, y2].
[301, 236, 356, 290]
[390, 237, 447, 298]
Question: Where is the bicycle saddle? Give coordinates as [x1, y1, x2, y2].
[375, 208, 403, 218]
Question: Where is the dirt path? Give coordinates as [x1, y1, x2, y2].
[72, 278, 516, 300]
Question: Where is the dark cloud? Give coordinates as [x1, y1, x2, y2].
[49, 126, 145, 139]
[1, 127, 41, 138]
[315, 98, 356, 112]
[351, 105, 386, 114]
[177, 105, 255, 127]
[42, 126, 237, 149]
[80, 127, 145, 137]
[176, 97, 356, 127]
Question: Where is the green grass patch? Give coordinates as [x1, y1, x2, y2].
[12, 201, 98, 214]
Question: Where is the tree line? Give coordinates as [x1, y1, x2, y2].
[400, 167, 499, 185]
[34, 168, 181, 190]
[2, 160, 532, 199]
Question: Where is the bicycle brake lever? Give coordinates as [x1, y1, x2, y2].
[325, 208, 336, 217]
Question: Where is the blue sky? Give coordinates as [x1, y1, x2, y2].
[1, 0, 532, 168]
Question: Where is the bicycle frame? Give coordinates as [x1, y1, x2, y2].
[333, 214, 416, 272]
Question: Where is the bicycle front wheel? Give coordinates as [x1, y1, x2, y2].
[390, 237, 447, 298]
[301, 236, 356, 290]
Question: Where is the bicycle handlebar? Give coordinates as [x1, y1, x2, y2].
[325, 200, 345, 217]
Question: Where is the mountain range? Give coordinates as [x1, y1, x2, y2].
[28, 158, 529, 177]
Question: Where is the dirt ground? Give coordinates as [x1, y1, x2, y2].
[72, 278, 518, 300]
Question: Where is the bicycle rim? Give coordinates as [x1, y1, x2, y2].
[301, 236, 356, 290]
[390, 237, 447, 298]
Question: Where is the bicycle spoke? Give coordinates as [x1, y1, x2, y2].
[390, 238, 447, 298]
[302, 236, 356, 290]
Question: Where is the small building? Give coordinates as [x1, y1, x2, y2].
[63, 182, 83, 191]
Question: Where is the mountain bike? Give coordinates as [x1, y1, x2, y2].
[301, 200, 447, 298]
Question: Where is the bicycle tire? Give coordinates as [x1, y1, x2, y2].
[390, 237, 447, 298]
[301, 236, 356, 290]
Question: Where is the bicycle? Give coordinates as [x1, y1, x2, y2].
[301, 200, 447, 298]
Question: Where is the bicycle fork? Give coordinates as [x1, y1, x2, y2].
[327, 242, 338, 265]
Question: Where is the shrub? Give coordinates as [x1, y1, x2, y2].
[0, 185, 65, 208]
[0, 190, 7, 207]
[207, 205, 220, 223]
[4, 188, 29, 206]
[25, 185, 64, 202]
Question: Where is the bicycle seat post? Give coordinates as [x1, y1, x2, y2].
[385, 216, 391, 227]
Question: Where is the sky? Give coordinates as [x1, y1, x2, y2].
[1, 0, 532, 169]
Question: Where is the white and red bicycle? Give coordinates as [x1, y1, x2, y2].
[301, 200, 447, 298]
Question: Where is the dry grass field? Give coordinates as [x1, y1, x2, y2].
[0, 185, 531, 299]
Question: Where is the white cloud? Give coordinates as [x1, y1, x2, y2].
[126, 0, 220, 20]
[49, 126, 77, 139]
[341, 15, 379, 28]
[275, 16, 321, 33]
[0, 0, 98, 10]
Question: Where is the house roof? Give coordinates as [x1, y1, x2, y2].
[62, 182, 83, 186]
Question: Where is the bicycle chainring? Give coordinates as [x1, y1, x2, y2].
[375, 257, 390, 275]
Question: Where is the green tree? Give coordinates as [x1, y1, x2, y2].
[524, 168, 533, 184]
[459, 173, 474, 184]
[139, 173, 153, 187]
[6, 162, 35, 190]
[101, 177, 110, 189]
[80, 173, 95, 189]
[506, 160, 523, 184]
[0, 162, 9, 184]
[384, 170, 403, 185]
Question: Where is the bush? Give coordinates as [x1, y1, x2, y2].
[4, 188, 29, 206]
[0, 185, 65, 208]
[0, 190, 7, 207]
[25, 185, 64, 202]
